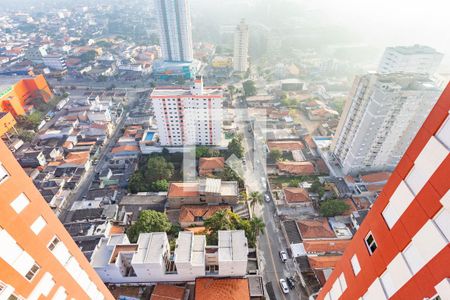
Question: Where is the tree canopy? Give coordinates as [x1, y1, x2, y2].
[145, 156, 174, 182]
[242, 80, 256, 98]
[128, 156, 174, 193]
[268, 149, 282, 162]
[204, 210, 264, 248]
[227, 136, 244, 159]
[127, 210, 172, 243]
[319, 199, 350, 217]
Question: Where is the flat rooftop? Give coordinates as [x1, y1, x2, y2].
[132, 232, 168, 264]
[151, 86, 222, 98]
[218, 230, 248, 262]
[174, 232, 205, 266]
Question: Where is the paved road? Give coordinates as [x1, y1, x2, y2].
[235, 96, 301, 300]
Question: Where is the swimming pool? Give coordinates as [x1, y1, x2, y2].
[145, 132, 155, 141]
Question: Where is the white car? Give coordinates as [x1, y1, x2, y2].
[279, 279, 289, 294]
[264, 194, 270, 202]
[279, 250, 288, 263]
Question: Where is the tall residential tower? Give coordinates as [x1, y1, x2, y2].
[155, 0, 194, 62]
[318, 84, 450, 300]
[332, 73, 441, 175]
[233, 19, 249, 73]
[151, 77, 223, 146]
[377, 45, 443, 75]
[0, 140, 112, 300]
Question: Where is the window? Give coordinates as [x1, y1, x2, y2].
[10, 193, 30, 214]
[365, 232, 377, 254]
[0, 163, 9, 183]
[48, 236, 60, 251]
[25, 263, 40, 281]
[351, 254, 361, 275]
[30, 216, 46, 235]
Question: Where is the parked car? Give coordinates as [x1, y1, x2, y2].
[286, 277, 296, 289]
[279, 250, 288, 263]
[264, 193, 271, 202]
[279, 279, 289, 294]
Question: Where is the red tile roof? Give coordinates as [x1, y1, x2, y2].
[151, 284, 185, 300]
[111, 145, 139, 154]
[303, 240, 351, 253]
[284, 187, 310, 203]
[308, 255, 341, 269]
[199, 157, 224, 172]
[195, 278, 250, 300]
[277, 161, 315, 175]
[268, 140, 305, 151]
[168, 182, 199, 198]
[360, 172, 391, 183]
[297, 218, 336, 239]
[179, 205, 230, 223]
[342, 198, 358, 216]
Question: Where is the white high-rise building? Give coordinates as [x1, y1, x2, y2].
[377, 45, 443, 75]
[155, 0, 194, 62]
[332, 73, 441, 175]
[151, 77, 223, 146]
[233, 19, 249, 72]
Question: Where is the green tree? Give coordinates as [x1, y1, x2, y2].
[127, 210, 172, 243]
[79, 50, 97, 63]
[248, 217, 265, 247]
[319, 200, 350, 217]
[288, 179, 300, 187]
[196, 146, 210, 159]
[227, 136, 244, 158]
[219, 166, 244, 188]
[128, 172, 147, 193]
[249, 191, 263, 212]
[269, 149, 282, 162]
[242, 80, 256, 97]
[310, 180, 325, 197]
[151, 179, 169, 192]
[16, 129, 35, 142]
[145, 156, 174, 182]
[204, 209, 234, 245]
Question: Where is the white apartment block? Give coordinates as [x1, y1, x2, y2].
[151, 77, 223, 146]
[377, 45, 443, 75]
[155, 0, 194, 62]
[332, 73, 441, 175]
[42, 55, 67, 71]
[90, 230, 248, 283]
[233, 19, 249, 73]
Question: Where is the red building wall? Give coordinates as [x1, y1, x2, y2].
[318, 84, 450, 300]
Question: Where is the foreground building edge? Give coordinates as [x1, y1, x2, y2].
[0, 140, 113, 299]
[318, 83, 450, 299]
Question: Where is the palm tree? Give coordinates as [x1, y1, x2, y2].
[248, 217, 265, 248]
[249, 191, 263, 212]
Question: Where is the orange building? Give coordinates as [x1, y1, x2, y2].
[0, 74, 53, 117]
[318, 84, 450, 299]
[0, 112, 16, 137]
[0, 139, 113, 299]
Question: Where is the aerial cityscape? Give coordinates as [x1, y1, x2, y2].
[0, 0, 448, 300]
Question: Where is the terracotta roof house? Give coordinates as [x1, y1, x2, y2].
[150, 284, 186, 300]
[195, 278, 250, 300]
[307, 255, 341, 270]
[284, 187, 310, 204]
[199, 157, 225, 176]
[303, 240, 351, 254]
[297, 218, 336, 240]
[179, 205, 230, 228]
[267, 140, 304, 152]
[277, 161, 315, 175]
[360, 171, 391, 184]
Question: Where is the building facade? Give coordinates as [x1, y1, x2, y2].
[0, 140, 113, 300]
[233, 19, 249, 73]
[151, 77, 223, 146]
[332, 73, 441, 175]
[155, 0, 194, 62]
[377, 45, 443, 75]
[91, 230, 248, 283]
[318, 84, 450, 300]
[0, 75, 53, 117]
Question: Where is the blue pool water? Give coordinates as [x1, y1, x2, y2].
[145, 132, 155, 141]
